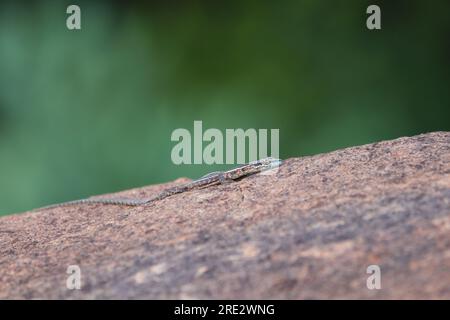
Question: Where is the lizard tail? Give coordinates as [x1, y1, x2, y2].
[39, 197, 147, 210]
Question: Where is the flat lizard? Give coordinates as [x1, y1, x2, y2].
[39, 157, 282, 210]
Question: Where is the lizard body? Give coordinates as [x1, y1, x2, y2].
[39, 157, 281, 209]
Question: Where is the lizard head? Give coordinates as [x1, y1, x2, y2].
[250, 157, 282, 171]
[224, 157, 282, 180]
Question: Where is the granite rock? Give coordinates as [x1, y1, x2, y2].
[0, 132, 449, 299]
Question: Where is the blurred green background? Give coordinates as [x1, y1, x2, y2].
[0, 0, 449, 215]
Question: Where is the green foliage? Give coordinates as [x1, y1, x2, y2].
[0, 0, 449, 215]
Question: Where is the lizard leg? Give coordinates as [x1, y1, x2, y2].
[218, 173, 234, 184]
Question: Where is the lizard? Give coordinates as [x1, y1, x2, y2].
[39, 157, 282, 210]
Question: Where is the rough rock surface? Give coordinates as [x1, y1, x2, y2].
[0, 132, 449, 299]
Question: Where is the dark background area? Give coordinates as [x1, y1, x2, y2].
[0, 0, 449, 215]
